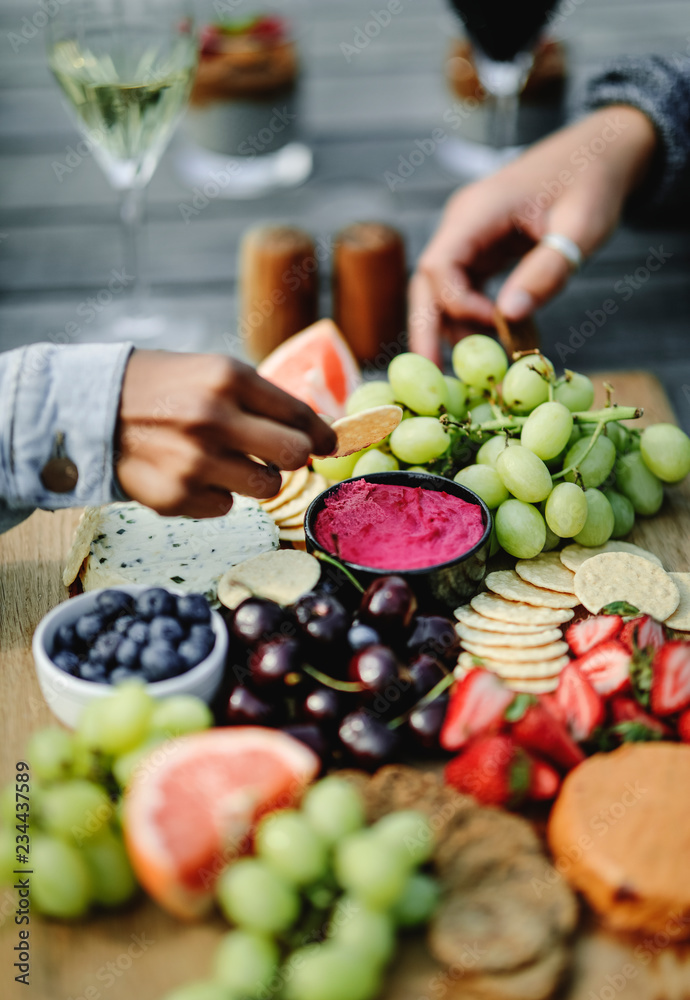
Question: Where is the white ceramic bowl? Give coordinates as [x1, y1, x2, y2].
[32, 585, 228, 729]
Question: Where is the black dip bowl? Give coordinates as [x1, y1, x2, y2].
[304, 471, 492, 612]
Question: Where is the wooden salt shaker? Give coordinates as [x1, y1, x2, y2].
[332, 222, 407, 363]
[240, 225, 319, 363]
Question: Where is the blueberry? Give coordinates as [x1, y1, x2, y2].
[136, 588, 175, 621]
[127, 621, 150, 644]
[113, 614, 135, 636]
[55, 622, 78, 652]
[115, 637, 143, 670]
[178, 639, 208, 669]
[140, 642, 184, 682]
[95, 590, 134, 620]
[75, 612, 105, 647]
[189, 624, 215, 656]
[149, 616, 185, 645]
[88, 632, 122, 668]
[176, 593, 211, 625]
[79, 660, 108, 683]
[109, 666, 140, 685]
[52, 650, 81, 675]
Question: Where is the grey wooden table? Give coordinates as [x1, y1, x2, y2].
[1, 0, 690, 427]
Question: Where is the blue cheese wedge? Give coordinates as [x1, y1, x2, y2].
[63, 497, 279, 602]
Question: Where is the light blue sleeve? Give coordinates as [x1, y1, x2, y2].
[0, 342, 134, 532]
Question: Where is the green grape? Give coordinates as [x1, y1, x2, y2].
[149, 696, 213, 738]
[563, 433, 617, 488]
[469, 401, 495, 424]
[566, 424, 582, 451]
[542, 522, 561, 551]
[545, 482, 588, 538]
[286, 944, 381, 1000]
[26, 727, 74, 783]
[217, 858, 300, 933]
[0, 826, 16, 885]
[614, 452, 664, 516]
[520, 401, 573, 461]
[70, 741, 106, 784]
[553, 372, 594, 412]
[31, 834, 92, 919]
[389, 418, 450, 465]
[112, 735, 166, 789]
[603, 422, 627, 452]
[352, 449, 399, 476]
[495, 500, 546, 559]
[452, 334, 508, 391]
[329, 899, 395, 966]
[443, 376, 470, 419]
[312, 452, 362, 482]
[334, 831, 408, 909]
[454, 465, 509, 509]
[475, 435, 518, 468]
[496, 445, 552, 503]
[573, 489, 615, 546]
[346, 381, 396, 415]
[390, 873, 441, 927]
[214, 929, 280, 998]
[640, 423, 690, 483]
[603, 487, 635, 538]
[162, 983, 231, 1000]
[371, 810, 434, 866]
[302, 778, 365, 844]
[388, 353, 449, 415]
[502, 355, 555, 414]
[39, 779, 113, 843]
[255, 809, 328, 886]
[78, 682, 153, 756]
[0, 784, 15, 827]
[406, 466, 427, 473]
[82, 827, 138, 907]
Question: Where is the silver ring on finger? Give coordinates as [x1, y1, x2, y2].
[540, 232, 584, 271]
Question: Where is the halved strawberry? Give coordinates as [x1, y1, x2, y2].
[444, 734, 532, 807]
[619, 615, 666, 655]
[650, 641, 690, 716]
[572, 640, 631, 698]
[565, 614, 622, 656]
[554, 663, 604, 742]
[678, 708, 690, 743]
[440, 668, 514, 751]
[528, 757, 561, 801]
[619, 617, 643, 654]
[609, 695, 672, 740]
[508, 695, 585, 771]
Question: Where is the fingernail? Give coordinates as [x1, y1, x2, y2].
[497, 288, 534, 321]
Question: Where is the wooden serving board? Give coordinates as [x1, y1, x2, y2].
[1, 372, 690, 1000]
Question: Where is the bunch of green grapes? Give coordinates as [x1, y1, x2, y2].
[0, 684, 212, 920]
[162, 777, 440, 1000]
[332, 337, 690, 560]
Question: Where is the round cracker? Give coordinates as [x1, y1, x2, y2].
[455, 623, 562, 648]
[665, 573, 690, 631]
[515, 553, 576, 595]
[453, 606, 555, 634]
[216, 581, 253, 611]
[271, 473, 327, 524]
[461, 639, 569, 663]
[560, 540, 663, 573]
[279, 526, 307, 542]
[485, 570, 580, 609]
[218, 548, 321, 608]
[261, 466, 309, 512]
[470, 593, 574, 626]
[503, 676, 561, 693]
[574, 552, 679, 619]
[457, 651, 569, 679]
[329, 405, 403, 457]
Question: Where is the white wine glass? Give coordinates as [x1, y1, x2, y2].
[47, 0, 199, 345]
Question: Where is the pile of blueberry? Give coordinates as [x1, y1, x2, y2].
[51, 588, 216, 684]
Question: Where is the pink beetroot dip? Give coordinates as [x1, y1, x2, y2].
[313, 480, 485, 571]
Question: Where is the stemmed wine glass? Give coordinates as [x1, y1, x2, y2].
[47, 0, 199, 345]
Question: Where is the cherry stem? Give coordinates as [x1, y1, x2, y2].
[302, 663, 365, 693]
[313, 551, 365, 594]
[388, 671, 455, 730]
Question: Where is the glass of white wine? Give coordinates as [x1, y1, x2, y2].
[48, 0, 199, 345]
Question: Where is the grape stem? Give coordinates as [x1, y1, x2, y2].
[388, 671, 455, 730]
[302, 663, 366, 693]
[313, 551, 365, 594]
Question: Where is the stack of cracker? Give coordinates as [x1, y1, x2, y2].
[258, 468, 325, 548]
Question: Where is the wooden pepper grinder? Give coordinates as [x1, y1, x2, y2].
[332, 222, 407, 363]
[240, 225, 319, 363]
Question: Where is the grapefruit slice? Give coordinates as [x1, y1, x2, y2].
[123, 727, 319, 920]
[257, 319, 361, 419]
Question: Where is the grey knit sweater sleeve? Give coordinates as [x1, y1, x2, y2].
[581, 54, 690, 207]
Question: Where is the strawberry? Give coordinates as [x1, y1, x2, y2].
[619, 615, 666, 655]
[565, 614, 622, 656]
[609, 695, 671, 740]
[528, 757, 561, 801]
[572, 640, 631, 698]
[507, 695, 585, 771]
[650, 640, 690, 716]
[678, 708, 690, 743]
[554, 663, 604, 742]
[440, 668, 514, 751]
[444, 734, 532, 807]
